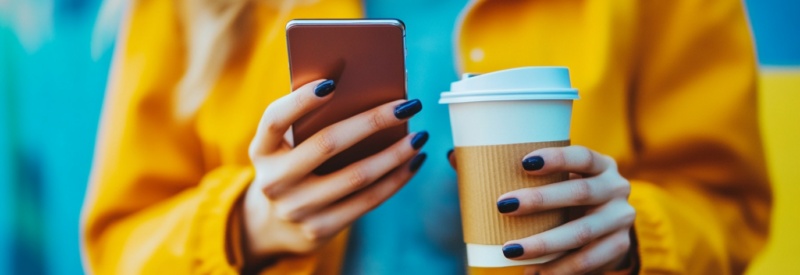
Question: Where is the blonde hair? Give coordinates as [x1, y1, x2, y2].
[94, 0, 315, 119]
[174, 0, 253, 119]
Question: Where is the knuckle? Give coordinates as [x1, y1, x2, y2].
[529, 237, 548, 256]
[301, 224, 327, 243]
[366, 110, 388, 131]
[549, 148, 567, 168]
[276, 202, 309, 223]
[529, 190, 545, 209]
[289, 242, 316, 255]
[620, 204, 637, 226]
[248, 143, 260, 160]
[362, 185, 391, 209]
[391, 147, 406, 164]
[264, 115, 283, 135]
[604, 155, 618, 168]
[577, 146, 595, 171]
[362, 194, 382, 210]
[572, 254, 593, 274]
[314, 130, 337, 155]
[257, 170, 286, 199]
[274, 205, 297, 222]
[262, 102, 278, 118]
[572, 179, 593, 204]
[614, 178, 632, 197]
[347, 167, 370, 190]
[292, 92, 308, 111]
[261, 183, 280, 200]
[262, 104, 285, 134]
[614, 235, 632, 255]
[285, 213, 303, 223]
[574, 223, 593, 244]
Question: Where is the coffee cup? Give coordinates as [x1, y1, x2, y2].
[439, 67, 579, 267]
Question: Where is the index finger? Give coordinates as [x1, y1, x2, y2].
[289, 99, 421, 175]
[521, 145, 612, 176]
[250, 79, 336, 156]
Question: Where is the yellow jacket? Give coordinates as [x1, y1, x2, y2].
[81, 0, 770, 274]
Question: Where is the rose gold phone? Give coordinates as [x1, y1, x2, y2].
[287, 19, 407, 175]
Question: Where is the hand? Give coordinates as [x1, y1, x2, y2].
[449, 146, 635, 275]
[242, 79, 428, 265]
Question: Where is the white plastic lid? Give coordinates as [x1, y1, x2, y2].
[439, 67, 579, 104]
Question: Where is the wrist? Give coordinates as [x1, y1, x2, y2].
[239, 187, 284, 272]
[240, 184, 278, 262]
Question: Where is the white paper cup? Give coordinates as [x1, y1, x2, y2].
[440, 67, 579, 267]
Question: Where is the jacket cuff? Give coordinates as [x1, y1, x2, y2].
[190, 165, 323, 275]
[190, 165, 255, 274]
[626, 180, 682, 274]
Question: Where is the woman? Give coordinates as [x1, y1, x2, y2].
[81, 0, 770, 274]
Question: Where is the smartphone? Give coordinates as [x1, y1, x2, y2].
[286, 19, 408, 175]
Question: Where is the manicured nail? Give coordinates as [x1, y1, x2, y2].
[394, 99, 422, 119]
[503, 244, 524, 258]
[314, 80, 335, 97]
[411, 131, 429, 150]
[522, 156, 544, 171]
[497, 198, 520, 213]
[447, 149, 454, 158]
[410, 153, 427, 172]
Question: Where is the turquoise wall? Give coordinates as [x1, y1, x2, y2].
[1, 0, 112, 274]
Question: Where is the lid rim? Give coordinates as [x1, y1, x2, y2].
[443, 67, 578, 104]
[440, 88, 579, 104]
[439, 94, 580, 104]
[441, 88, 578, 97]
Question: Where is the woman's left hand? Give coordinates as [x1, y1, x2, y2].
[450, 145, 636, 274]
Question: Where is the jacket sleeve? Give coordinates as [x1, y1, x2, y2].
[627, 1, 771, 274]
[78, 0, 257, 274]
[81, 0, 363, 273]
[79, 1, 353, 273]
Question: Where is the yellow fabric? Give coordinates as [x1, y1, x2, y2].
[745, 70, 800, 275]
[457, 0, 770, 274]
[81, 0, 771, 275]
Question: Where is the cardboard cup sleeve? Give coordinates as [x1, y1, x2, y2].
[455, 140, 571, 245]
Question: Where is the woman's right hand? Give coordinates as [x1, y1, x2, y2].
[241, 79, 428, 265]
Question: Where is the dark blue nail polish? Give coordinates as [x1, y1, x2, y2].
[447, 149, 454, 158]
[314, 80, 335, 97]
[503, 244, 524, 258]
[497, 198, 520, 213]
[522, 156, 544, 171]
[411, 131, 429, 150]
[410, 153, 427, 172]
[394, 99, 422, 119]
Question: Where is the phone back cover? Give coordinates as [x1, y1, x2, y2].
[287, 21, 407, 175]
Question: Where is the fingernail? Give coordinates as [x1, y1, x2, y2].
[410, 153, 427, 172]
[394, 99, 422, 119]
[503, 244, 524, 258]
[447, 149, 454, 158]
[314, 80, 335, 97]
[411, 131, 429, 150]
[497, 198, 520, 213]
[522, 156, 544, 171]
